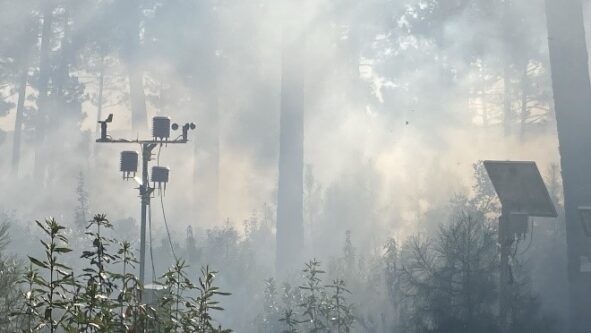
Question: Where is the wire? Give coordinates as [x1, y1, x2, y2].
[157, 144, 162, 165]
[160, 190, 178, 262]
[148, 202, 157, 283]
[511, 238, 520, 258]
[156, 143, 178, 262]
[518, 219, 535, 256]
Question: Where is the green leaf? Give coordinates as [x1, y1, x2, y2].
[35, 220, 50, 235]
[28, 256, 49, 269]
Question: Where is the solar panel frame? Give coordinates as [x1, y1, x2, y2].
[483, 160, 558, 218]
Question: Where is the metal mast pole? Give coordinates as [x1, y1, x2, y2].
[139, 143, 156, 285]
[139, 145, 148, 285]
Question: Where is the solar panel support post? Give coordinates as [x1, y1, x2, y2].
[499, 206, 514, 333]
[483, 160, 558, 333]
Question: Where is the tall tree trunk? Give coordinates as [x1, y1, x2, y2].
[192, 82, 220, 224]
[502, 0, 512, 137]
[503, 66, 512, 136]
[545, 0, 591, 332]
[54, 8, 70, 104]
[95, 53, 105, 134]
[33, 3, 54, 184]
[128, 65, 147, 132]
[93, 52, 106, 162]
[125, 0, 147, 133]
[276, 17, 306, 275]
[192, 4, 220, 225]
[12, 19, 36, 177]
[191, 78, 220, 222]
[47, 6, 72, 188]
[520, 62, 529, 142]
[480, 65, 489, 127]
[11, 66, 28, 177]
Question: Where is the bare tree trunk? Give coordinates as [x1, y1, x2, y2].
[55, 8, 71, 106]
[192, 4, 220, 225]
[95, 53, 106, 134]
[502, 0, 512, 137]
[128, 66, 147, 132]
[195, 87, 220, 214]
[192, 84, 220, 224]
[93, 52, 106, 162]
[503, 65, 512, 137]
[127, 1, 148, 131]
[480, 65, 489, 127]
[545, 0, 591, 332]
[126, 0, 147, 133]
[276, 15, 306, 275]
[11, 67, 28, 177]
[47, 6, 72, 188]
[11, 19, 36, 177]
[33, 3, 54, 184]
[520, 62, 529, 142]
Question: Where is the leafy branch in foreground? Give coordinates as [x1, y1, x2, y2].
[11, 215, 233, 332]
[156, 259, 193, 331]
[326, 279, 354, 333]
[24, 218, 75, 333]
[114, 240, 144, 331]
[272, 259, 356, 333]
[187, 265, 232, 333]
[76, 214, 119, 332]
[299, 259, 328, 333]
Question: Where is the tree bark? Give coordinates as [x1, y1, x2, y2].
[33, 3, 54, 184]
[544, 0, 591, 332]
[520, 63, 529, 142]
[12, 18, 36, 177]
[46, 6, 72, 187]
[125, 0, 147, 133]
[128, 65, 147, 132]
[276, 17, 306, 275]
[192, 5, 220, 225]
[480, 66, 489, 128]
[11, 67, 28, 177]
[95, 53, 105, 134]
[192, 78, 220, 224]
[503, 66, 512, 136]
[502, 0, 513, 137]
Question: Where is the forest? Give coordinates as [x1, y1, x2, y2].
[1, 0, 591, 332]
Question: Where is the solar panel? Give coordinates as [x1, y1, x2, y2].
[483, 160, 557, 218]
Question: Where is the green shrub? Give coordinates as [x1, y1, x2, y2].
[12, 215, 232, 333]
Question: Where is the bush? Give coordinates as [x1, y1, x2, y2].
[11, 215, 232, 333]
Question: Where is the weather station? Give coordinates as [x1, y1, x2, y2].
[96, 114, 196, 286]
